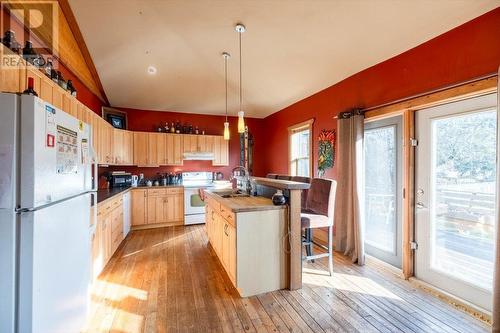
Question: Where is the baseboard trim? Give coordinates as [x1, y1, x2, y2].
[131, 221, 184, 230]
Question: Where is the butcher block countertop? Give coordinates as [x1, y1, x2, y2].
[251, 177, 310, 190]
[204, 190, 286, 213]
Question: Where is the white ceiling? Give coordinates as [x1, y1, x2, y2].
[69, 0, 499, 118]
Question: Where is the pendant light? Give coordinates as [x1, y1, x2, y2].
[222, 52, 230, 140]
[235, 23, 246, 133]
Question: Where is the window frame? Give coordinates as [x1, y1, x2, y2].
[288, 119, 314, 177]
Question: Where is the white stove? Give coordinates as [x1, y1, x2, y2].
[182, 172, 214, 225]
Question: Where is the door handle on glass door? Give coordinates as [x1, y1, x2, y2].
[416, 202, 426, 209]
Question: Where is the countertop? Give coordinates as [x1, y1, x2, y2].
[251, 177, 310, 190]
[204, 190, 286, 213]
[94, 184, 183, 206]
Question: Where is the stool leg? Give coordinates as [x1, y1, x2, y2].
[328, 226, 333, 276]
[305, 228, 314, 262]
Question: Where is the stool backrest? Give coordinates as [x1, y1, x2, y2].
[266, 173, 278, 179]
[291, 176, 311, 209]
[306, 178, 337, 220]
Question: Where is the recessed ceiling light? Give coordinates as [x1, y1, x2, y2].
[147, 66, 157, 74]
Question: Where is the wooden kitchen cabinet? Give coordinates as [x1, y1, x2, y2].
[52, 84, 63, 109]
[99, 120, 114, 164]
[222, 220, 236, 283]
[131, 189, 148, 226]
[113, 129, 124, 164]
[102, 212, 113, 263]
[123, 131, 134, 164]
[111, 205, 124, 253]
[113, 129, 133, 165]
[133, 132, 148, 166]
[183, 134, 215, 153]
[213, 136, 229, 166]
[130, 188, 184, 227]
[0, 45, 22, 93]
[40, 77, 54, 104]
[166, 192, 184, 222]
[91, 214, 104, 279]
[156, 133, 167, 165]
[166, 134, 183, 165]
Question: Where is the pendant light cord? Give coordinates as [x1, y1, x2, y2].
[239, 30, 242, 112]
[225, 55, 228, 122]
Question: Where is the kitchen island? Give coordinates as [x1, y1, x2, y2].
[204, 190, 288, 297]
[251, 177, 310, 290]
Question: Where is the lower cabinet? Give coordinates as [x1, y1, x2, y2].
[92, 193, 126, 279]
[222, 219, 236, 283]
[131, 187, 184, 227]
[205, 194, 287, 297]
[131, 189, 147, 225]
[206, 203, 236, 283]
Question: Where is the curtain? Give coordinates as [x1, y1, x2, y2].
[334, 109, 365, 265]
[492, 68, 500, 333]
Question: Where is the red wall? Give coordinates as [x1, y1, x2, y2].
[102, 107, 266, 180]
[260, 8, 500, 180]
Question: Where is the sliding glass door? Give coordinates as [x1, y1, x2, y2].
[415, 93, 497, 311]
[364, 116, 403, 268]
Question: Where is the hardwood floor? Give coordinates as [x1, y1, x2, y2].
[85, 225, 489, 333]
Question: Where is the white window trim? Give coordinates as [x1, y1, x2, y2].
[288, 119, 314, 177]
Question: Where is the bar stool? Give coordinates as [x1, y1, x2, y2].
[301, 178, 337, 275]
[290, 176, 311, 210]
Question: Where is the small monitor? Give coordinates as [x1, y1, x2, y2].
[107, 114, 125, 129]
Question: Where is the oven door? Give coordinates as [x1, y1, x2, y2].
[184, 187, 207, 225]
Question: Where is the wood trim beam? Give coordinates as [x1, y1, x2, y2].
[365, 75, 497, 120]
[402, 109, 415, 279]
[57, 0, 109, 105]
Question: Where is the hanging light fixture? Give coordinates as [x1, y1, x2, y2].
[235, 23, 246, 133]
[222, 52, 230, 140]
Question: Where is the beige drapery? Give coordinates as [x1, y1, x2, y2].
[334, 110, 365, 265]
[492, 69, 500, 333]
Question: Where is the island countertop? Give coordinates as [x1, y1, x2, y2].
[251, 177, 311, 190]
[204, 190, 286, 213]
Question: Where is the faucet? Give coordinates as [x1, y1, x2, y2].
[230, 166, 253, 194]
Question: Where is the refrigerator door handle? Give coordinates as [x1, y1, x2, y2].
[89, 144, 98, 192]
[15, 192, 92, 214]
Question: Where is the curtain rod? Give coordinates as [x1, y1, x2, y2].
[333, 72, 498, 119]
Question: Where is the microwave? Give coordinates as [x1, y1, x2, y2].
[109, 173, 132, 188]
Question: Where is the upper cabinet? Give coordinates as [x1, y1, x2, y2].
[213, 136, 229, 166]
[113, 129, 133, 165]
[183, 134, 214, 153]
[0, 45, 229, 167]
[133, 132, 149, 166]
[166, 134, 183, 166]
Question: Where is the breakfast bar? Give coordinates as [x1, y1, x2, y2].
[251, 177, 311, 290]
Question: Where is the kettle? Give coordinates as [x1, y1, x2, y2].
[131, 175, 139, 187]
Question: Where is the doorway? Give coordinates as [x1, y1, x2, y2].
[364, 115, 403, 268]
[415, 93, 498, 311]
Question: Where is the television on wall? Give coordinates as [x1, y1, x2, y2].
[102, 107, 127, 129]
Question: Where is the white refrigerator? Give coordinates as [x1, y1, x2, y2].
[0, 93, 96, 333]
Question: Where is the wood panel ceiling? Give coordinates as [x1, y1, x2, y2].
[5, 0, 107, 102]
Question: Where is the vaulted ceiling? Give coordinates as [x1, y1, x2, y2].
[68, 0, 498, 118]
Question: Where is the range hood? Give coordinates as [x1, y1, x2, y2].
[183, 152, 215, 160]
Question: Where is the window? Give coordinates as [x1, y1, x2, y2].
[288, 119, 314, 177]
